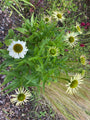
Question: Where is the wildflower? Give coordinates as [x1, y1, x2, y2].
[80, 44, 85, 47]
[65, 49, 68, 52]
[10, 87, 31, 106]
[84, 26, 88, 29]
[64, 32, 78, 47]
[81, 22, 85, 26]
[52, 11, 65, 22]
[76, 22, 82, 34]
[49, 46, 59, 57]
[67, 10, 71, 14]
[7, 40, 28, 59]
[43, 15, 51, 23]
[80, 55, 87, 65]
[86, 22, 90, 26]
[66, 73, 83, 94]
[29, 8, 34, 13]
[84, 23, 90, 30]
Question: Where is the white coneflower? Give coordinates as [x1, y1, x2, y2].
[80, 55, 87, 65]
[76, 22, 82, 34]
[7, 40, 28, 59]
[10, 87, 31, 106]
[49, 46, 59, 57]
[52, 11, 65, 22]
[64, 32, 78, 47]
[43, 15, 51, 23]
[66, 73, 83, 94]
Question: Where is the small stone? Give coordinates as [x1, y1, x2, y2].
[0, 10, 2, 14]
[0, 111, 3, 115]
[1, 75, 6, 79]
[6, 23, 8, 26]
[22, 113, 25, 116]
[0, 100, 3, 105]
[2, 31, 4, 34]
[13, 3, 15, 5]
[1, 27, 4, 30]
[4, 14, 7, 17]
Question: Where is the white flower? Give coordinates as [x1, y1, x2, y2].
[43, 15, 51, 23]
[64, 32, 78, 47]
[7, 40, 28, 59]
[49, 46, 59, 57]
[52, 11, 65, 22]
[10, 87, 31, 106]
[66, 74, 83, 94]
[76, 22, 82, 34]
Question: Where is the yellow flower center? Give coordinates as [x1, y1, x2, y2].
[13, 44, 23, 53]
[70, 80, 78, 88]
[69, 36, 75, 43]
[49, 48, 56, 55]
[57, 13, 62, 19]
[77, 26, 81, 31]
[18, 93, 25, 101]
[45, 18, 49, 22]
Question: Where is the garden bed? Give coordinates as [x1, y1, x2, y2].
[0, 0, 90, 120]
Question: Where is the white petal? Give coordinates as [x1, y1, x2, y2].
[19, 53, 24, 58]
[14, 54, 20, 59]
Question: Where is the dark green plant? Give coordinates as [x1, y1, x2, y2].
[0, 9, 88, 94]
[0, 14, 69, 93]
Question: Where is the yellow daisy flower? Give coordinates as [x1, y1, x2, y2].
[10, 87, 31, 106]
[64, 32, 78, 47]
[49, 46, 59, 57]
[52, 11, 65, 22]
[66, 73, 83, 94]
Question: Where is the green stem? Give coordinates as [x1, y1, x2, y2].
[38, 56, 48, 59]
[10, 5, 26, 20]
[48, 75, 70, 82]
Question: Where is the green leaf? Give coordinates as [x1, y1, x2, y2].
[15, 27, 28, 34]
[20, 0, 35, 8]
[4, 39, 13, 46]
[0, 49, 7, 54]
[31, 13, 34, 27]
[10, 5, 25, 20]
[0, 42, 3, 48]
[1, 81, 19, 94]
[8, 29, 15, 38]
[0, 74, 14, 87]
